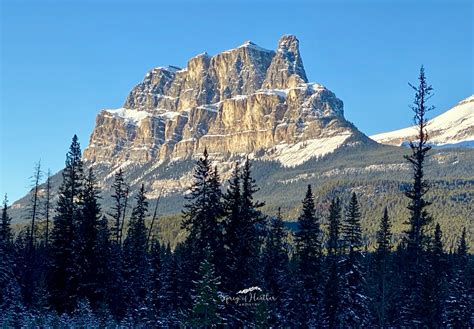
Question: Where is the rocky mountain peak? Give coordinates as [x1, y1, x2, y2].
[262, 34, 308, 89]
[85, 35, 369, 168]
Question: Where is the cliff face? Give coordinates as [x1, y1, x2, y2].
[84, 35, 369, 167]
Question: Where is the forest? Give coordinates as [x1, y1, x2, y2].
[0, 71, 472, 328]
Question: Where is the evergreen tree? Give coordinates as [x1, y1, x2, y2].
[106, 236, 125, 319]
[322, 260, 340, 329]
[0, 194, 14, 307]
[43, 169, 53, 248]
[237, 158, 265, 286]
[122, 184, 149, 312]
[294, 184, 322, 322]
[420, 223, 447, 326]
[326, 197, 342, 257]
[443, 228, 471, 327]
[342, 192, 362, 253]
[110, 169, 127, 245]
[48, 134, 84, 313]
[404, 66, 434, 253]
[75, 168, 103, 308]
[373, 207, 393, 327]
[401, 67, 435, 326]
[261, 208, 290, 326]
[94, 215, 111, 310]
[0, 194, 12, 246]
[158, 245, 179, 326]
[322, 198, 343, 328]
[29, 161, 42, 249]
[188, 248, 223, 328]
[221, 162, 242, 292]
[182, 149, 223, 267]
[337, 192, 371, 327]
[147, 240, 162, 320]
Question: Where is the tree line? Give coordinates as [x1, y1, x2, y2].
[0, 69, 472, 328]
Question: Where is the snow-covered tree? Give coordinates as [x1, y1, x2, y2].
[188, 249, 223, 328]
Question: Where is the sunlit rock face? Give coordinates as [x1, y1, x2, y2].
[84, 35, 369, 167]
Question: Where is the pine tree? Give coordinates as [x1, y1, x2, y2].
[326, 197, 342, 258]
[29, 161, 43, 249]
[294, 184, 322, 322]
[342, 192, 362, 253]
[337, 192, 371, 327]
[158, 245, 179, 326]
[188, 248, 223, 328]
[182, 149, 223, 267]
[261, 208, 290, 326]
[95, 215, 110, 310]
[0, 194, 12, 246]
[373, 207, 393, 327]
[75, 168, 103, 308]
[401, 67, 435, 326]
[43, 169, 53, 248]
[443, 228, 471, 327]
[106, 235, 125, 319]
[420, 223, 447, 326]
[110, 169, 127, 245]
[322, 260, 340, 329]
[322, 198, 343, 328]
[0, 194, 14, 307]
[48, 134, 84, 313]
[221, 162, 242, 292]
[122, 184, 149, 312]
[404, 66, 434, 253]
[147, 240, 162, 320]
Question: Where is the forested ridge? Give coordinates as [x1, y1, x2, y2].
[1, 69, 472, 327]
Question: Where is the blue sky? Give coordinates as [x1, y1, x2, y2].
[1, 0, 473, 201]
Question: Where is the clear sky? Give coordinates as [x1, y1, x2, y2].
[1, 0, 473, 201]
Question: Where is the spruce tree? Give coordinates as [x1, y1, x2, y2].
[94, 215, 111, 310]
[122, 184, 149, 311]
[261, 209, 290, 326]
[0, 194, 14, 307]
[182, 149, 223, 267]
[420, 223, 447, 326]
[188, 248, 223, 328]
[401, 66, 435, 326]
[158, 245, 179, 326]
[322, 260, 340, 329]
[373, 207, 393, 327]
[443, 228, 471, 327]
[76, 168, 103, 308]
[326, 197, 342, 258]
[294, 184, 322, 322]
[221, 162, 242, 292]
[337, 192, 371, 327]
[236, 158, 265, 285]
[147, 240, 162, 320]
[110, 169, 127, 245]
[29, 161, 43, 249]
[43, 169, 53, 248]
[0, 194, 12, 246]
[342, 192, 362, 253]
[322, 198, 343, 328]
[48, 134, 84, 313]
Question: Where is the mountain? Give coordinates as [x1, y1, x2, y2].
[83, 35, 371, 169]
[371, 95, 474, 148]
[9, 36, 473, 251]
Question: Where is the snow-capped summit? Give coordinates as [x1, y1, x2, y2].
[370, 95, 474, 148]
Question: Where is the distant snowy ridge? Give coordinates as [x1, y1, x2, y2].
[370, 95, 474, 148]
